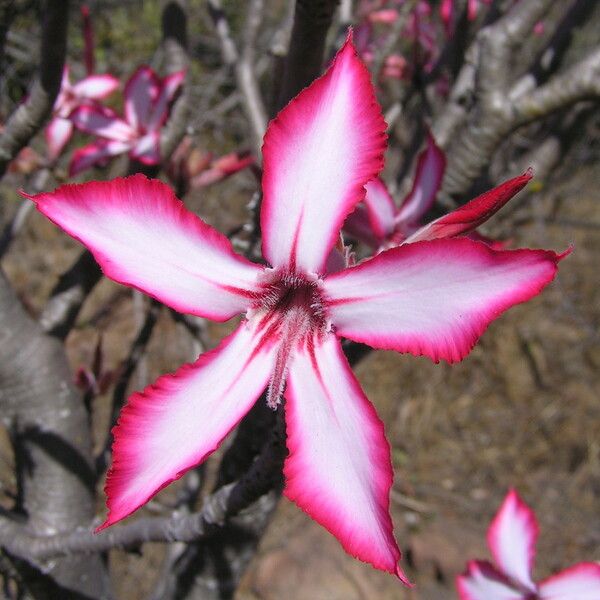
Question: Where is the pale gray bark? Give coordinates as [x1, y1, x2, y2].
[0, 0, 68, 178]
[0, 271, 112, 598]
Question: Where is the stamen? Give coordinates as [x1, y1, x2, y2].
[266, 342, 291, 410]
[252, 270, 329, 409]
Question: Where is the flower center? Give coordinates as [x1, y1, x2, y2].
[249, 270, 329, 408]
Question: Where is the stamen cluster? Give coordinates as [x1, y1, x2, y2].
[251, 270, 329, 408]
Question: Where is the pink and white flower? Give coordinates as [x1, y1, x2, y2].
[69, 66, 184, 176]
[457, 489, 600, 599]
[344, 132, 522, 251]
[26, 35, 565, 581]
[45, 65, 119, 160]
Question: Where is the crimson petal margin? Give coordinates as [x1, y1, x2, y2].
[283, 334, 409, 583]
[456, 560, 525, 600]
[405, 170, 532, 244]
[260, 32, 387, 274]
[25, 175, 263, 320]
[395, 132, 445, 229]
[488, 490, 539, 593]
[323, 238, 566, 363]
[538, 563, 600, 599]
[98, 321, 278, 528]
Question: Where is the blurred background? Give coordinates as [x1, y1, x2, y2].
[0, 1, 598, 598]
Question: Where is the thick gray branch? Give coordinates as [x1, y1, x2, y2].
[0, 0, 69, 179]
[434, 0, 600, 198]
[0, 406, 285, 562]
[512, 48, 600, 126]
[0, 270, 111, 597]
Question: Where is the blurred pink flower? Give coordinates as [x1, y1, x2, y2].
[457, 490, 600, 599]
[45, 66, 119, 160]
[69, 66, 184, 175]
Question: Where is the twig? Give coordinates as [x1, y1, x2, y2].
[512, 48, 600, 126]
[95, 300, 161, 476]
[159, 0, 191, 161]
[39, 250, 103, 339]
[207, 0, 268, 157]
[0, 0, 69, 179]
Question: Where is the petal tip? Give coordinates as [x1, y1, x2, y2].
[94, 520, 110, 534]
[557, 245, 574, 261]
[395, 564, 413, 587]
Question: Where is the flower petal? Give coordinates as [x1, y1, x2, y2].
[124, 65, 161, 130]
[405, 171, 532, 244]
[363, 177, 397, 239]
[73, 74, 120, 99]
[488, 489, 539, 592]
[98, 321, 278, 529]
[130, 131, 161, 165]
[395, 132, 445, 229]
[488, 490, 539, 592]
[146, 70, 185, 131]
[539, 563, 600, 599]
[284, 334, 409, 583]
[456, 561, 525, 600]
[323, 238, 565, 363]
[26, 175, 263, 320]
[45, 117, 73, 160]
[68, 139, 131, 176]
[70, 105, 136, 142]
[261, 32, 387, 274]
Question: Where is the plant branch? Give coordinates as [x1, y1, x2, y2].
[160, 0, 191, 161]
[0, 405, 285, 561]
[0, 269, 111, 597]
[512, 48, 600, 126]
[432, 0, 586, 198]
[0, 0, 69, 179]
[95, 300, 161, 476]
[207, 0, 268, 157]
[275, 0, 340, 112]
